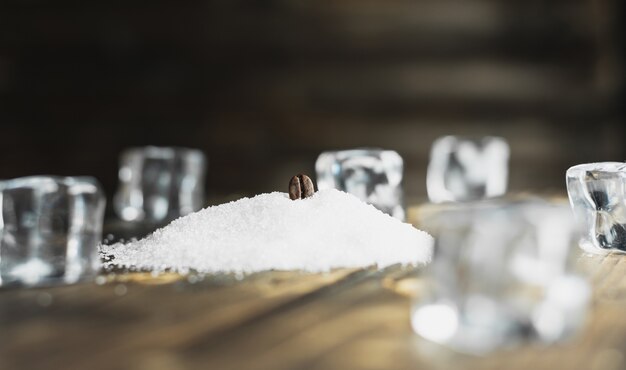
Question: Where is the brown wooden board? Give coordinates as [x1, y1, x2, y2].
[1, 253, 625, 370]
[0, 268, 361, 370]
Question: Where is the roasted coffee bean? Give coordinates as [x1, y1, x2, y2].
[289, 174, 315, 200]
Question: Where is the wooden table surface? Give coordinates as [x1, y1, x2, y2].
[2, 254, 624, 370]
[1, 207, 626, 370]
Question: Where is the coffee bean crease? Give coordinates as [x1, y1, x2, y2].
[289, 174, 315, 200]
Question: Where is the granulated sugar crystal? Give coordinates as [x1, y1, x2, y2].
[100, 189, 433, 273]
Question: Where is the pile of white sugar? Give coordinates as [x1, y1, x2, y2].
[100, 189, 433, 273]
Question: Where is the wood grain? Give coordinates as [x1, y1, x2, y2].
[1, 253, 624, 370]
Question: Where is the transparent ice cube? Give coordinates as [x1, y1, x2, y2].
[566, 162, 626, 254]
[316, 149, 405, 220]
[412, 201, 590, 354]
[0, 176, 106, 286]
[114, 146, 206, 223]
[427, 136, 509, 203]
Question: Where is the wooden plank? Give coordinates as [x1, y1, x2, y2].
[176, 265, 418, 370]
[0, 268, 363, 370]
[172, 255, 625, 370]
[1, 250, 624, 370]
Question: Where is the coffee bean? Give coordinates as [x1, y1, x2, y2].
[289, 174, 315, 200]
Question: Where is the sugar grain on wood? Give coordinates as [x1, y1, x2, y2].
[100, 189, 433, 273]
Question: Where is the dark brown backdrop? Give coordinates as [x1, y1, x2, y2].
[0, 0, 623, 202]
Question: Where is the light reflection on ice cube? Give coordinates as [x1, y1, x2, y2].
[411, 303, 459, 343]
[6, 258, 53, 286]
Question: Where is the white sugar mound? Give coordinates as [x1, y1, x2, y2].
[100, 189, 433, 273]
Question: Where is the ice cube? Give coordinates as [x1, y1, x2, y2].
[413, 200, 589, 353]
[114, 146, 206, 223]
[315, 149, 405, 220]
[427, 136, 509, 203]
[0, 176, 106, 286]
[566, 162, 626, 254]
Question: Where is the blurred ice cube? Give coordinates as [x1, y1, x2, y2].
[0, 176, 105, 286]
[427, 136, 509, 203]
[566, 162, 626, 254]
[114, 146, 206, 223]
[412, 200, 590, 354]
[316, 149, 405, 220]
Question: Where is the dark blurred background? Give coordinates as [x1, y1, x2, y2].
[0, 0, 623, 201]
